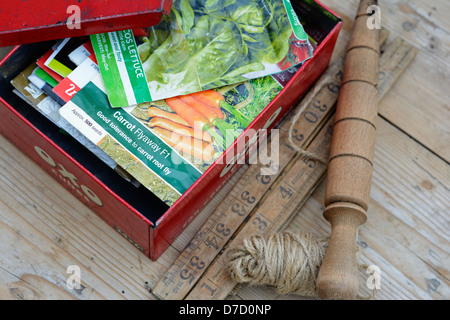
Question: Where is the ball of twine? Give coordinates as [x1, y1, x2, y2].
[228, 232, 329, 297]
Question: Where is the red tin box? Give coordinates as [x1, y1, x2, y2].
[0, 0, 342, 260]
[0, 0, 173, 47]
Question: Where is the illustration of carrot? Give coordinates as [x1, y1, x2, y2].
[165, 97, 210, 131]
[147, 107, 190, 127]
[179, 93, 233, 148]
[153, 127, 215, 162]
[179, 94, 224, 123]
[148, 117, 213, 143]
[190, 89, 252, 127]
[166, 96, 230, 150]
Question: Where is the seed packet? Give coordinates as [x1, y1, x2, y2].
[52, 56, 100, 103]
[34, 67, 59, 88]
[10, 63, 49, 108]
[69, 41, 96, 66]
[59, 62, 301, 206]
[28, 71, 66, 106]
[37, 49, 64, 83]
[91, 0, 313, 108]
[11, 62, 139, 186]
[44, 37, 87, 78]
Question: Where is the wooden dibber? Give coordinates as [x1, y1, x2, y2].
[316, 0, 380, 300]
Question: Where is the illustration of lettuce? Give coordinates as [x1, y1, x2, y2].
[138, 0, 311, 98]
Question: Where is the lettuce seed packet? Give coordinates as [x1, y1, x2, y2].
[90, 0, 313, 108]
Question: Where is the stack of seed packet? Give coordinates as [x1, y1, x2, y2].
[11, 37, 139, 186]
[14, 0, 315, 206]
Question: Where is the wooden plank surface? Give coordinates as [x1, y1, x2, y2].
[0, 0, 449, 300]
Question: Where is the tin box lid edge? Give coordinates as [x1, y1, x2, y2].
[0, 0, 172, 47]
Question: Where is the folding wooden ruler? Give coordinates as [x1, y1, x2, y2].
[152, 33, 417, 300]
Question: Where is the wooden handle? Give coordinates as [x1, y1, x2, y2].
[317, 0, 380, 300]
[317, 203, 367, 299]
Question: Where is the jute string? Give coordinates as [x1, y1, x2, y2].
[228, 232, 328, 297]
[228, 232, 377, 299]
[286, 75, 332, 164]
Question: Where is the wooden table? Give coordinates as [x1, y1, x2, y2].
[0, 0, 448, 300]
